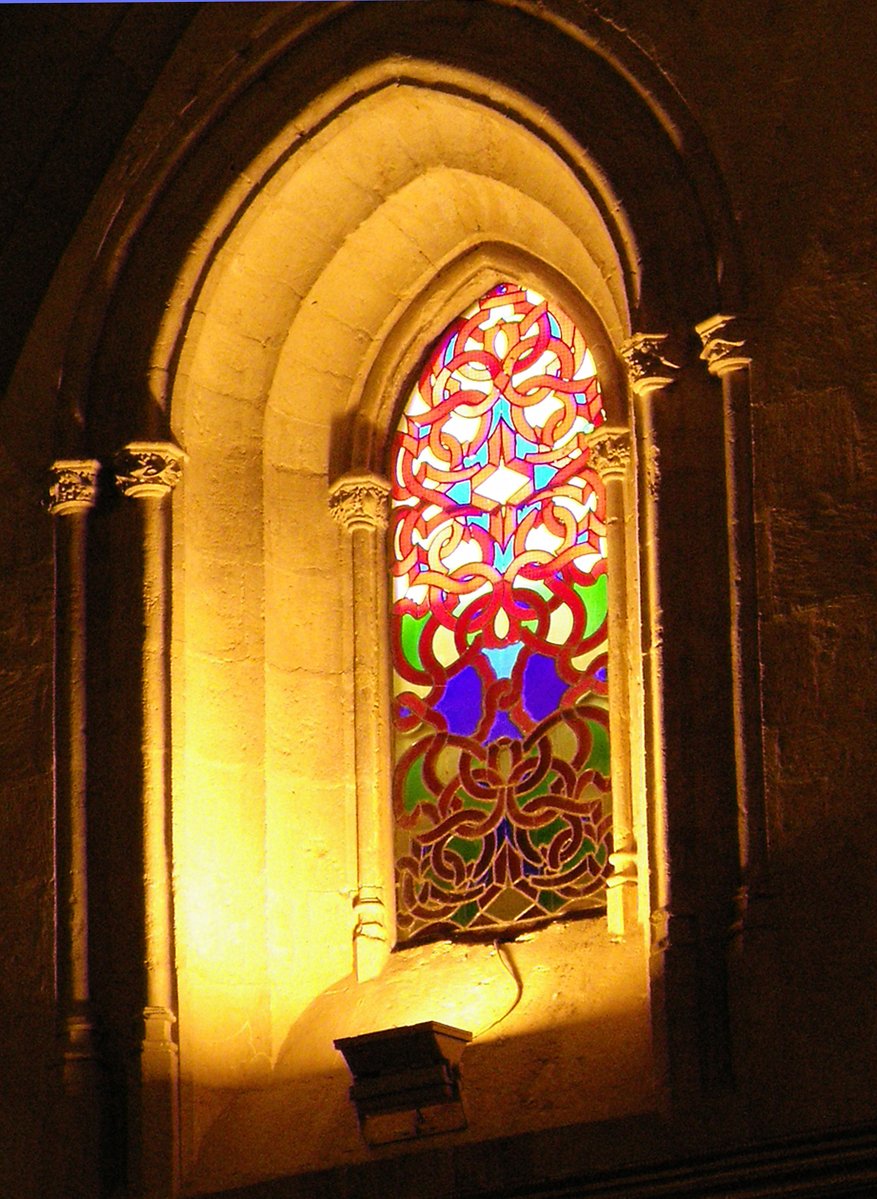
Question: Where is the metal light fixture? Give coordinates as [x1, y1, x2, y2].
[334, 1021, 472, 1146]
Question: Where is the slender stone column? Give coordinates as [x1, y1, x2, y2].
[696, 314, 769, 938]
[620, 335, 679, 939]
[47, 459, 102, 1198]
[620, 334, 705, 1097]
[587, 429, 637, 937]
[114, 441, 183, 1199]
[329, 471, 395, 982]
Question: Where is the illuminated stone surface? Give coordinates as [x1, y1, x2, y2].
[1, 3, 876, 1197]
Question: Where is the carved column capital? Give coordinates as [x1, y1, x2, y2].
[620, 333, 679, 396]
[696, 314, 752, 376]
[114, 442, 184, 498]
[587, 428, 630, 479]
[329, 471, 390, 533]
[46, 460, 100, 516]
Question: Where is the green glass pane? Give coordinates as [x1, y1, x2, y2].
[403, 757, 429, 813]
[537, 890, 566, 913]
[566, 837, 596, 867]
[574, 575, 608, 639]
[531, 815, 565, 848]
[400, 612, 429, 672]
[461, 793, 494, 813]
[586, 717, 610, 776]
[517, 773, 552, 805]
[447, 835, 482, 863]
[452, 901, 479, 927]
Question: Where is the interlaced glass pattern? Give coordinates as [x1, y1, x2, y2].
[390, 283, 611, 942]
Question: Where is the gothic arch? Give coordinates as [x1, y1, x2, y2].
[31, 6, 757, 1191]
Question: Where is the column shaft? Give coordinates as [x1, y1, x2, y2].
[620, 337, 677, 939]
[115, 442, 183, 1199]
[329, 472, 394, 981]
[140, 495, 175, 1014]
[622, 334, 711, 1101]
[588, 432, 636, 936]
[48, 459, 102, 1199]
[697, 316, 769, 933]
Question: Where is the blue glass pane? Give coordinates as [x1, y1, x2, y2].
[523, 653, 567, 721]
[486, 709, 520, 743]
[435, 665, 482, 736]
[488, 395, 512, 434]
[483, 643, 523, 680]
[534, 464, 555, 491]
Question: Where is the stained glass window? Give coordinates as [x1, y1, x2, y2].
[390, 282, 611, 943]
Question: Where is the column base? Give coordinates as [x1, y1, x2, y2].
[55, 1015, 104, 1199]
[130, 1006, 180, 1199]
[353, 894, 391, 982]
[607, 850, 638, 938]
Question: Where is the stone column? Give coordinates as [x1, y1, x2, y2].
[620, 334, 704, 1098]
[328, 471, 395, 982]
[587, 428, 637, 937]
[696, 315, 776, 1093]
[47, 459, 102, 1199]
[620, 335, 679, 936]
[114, 441, 184, 1198]
[696, 314, 769, 938]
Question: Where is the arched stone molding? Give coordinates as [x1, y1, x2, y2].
[90, 64, 639, 454]
[137, 39, 741, 1115]
[168, 71, 637, 452]
[347, 243, 631, 478]
[12, 2, 740, 461]
[243, 87, 645, 1047]
[63, 0, 740, 446]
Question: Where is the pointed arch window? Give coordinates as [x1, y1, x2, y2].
[390, 283, 613, 943]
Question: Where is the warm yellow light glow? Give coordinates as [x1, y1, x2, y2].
[167, 67, 647, 1191]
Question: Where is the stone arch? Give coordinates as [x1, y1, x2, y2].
[176, 74, 648, 1040]
[30, 6, 751, 1189]
[149, 57, 671, 1173]
[347, 241, 631, 476]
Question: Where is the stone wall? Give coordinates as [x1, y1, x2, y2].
[1, 4, 876, 1197]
